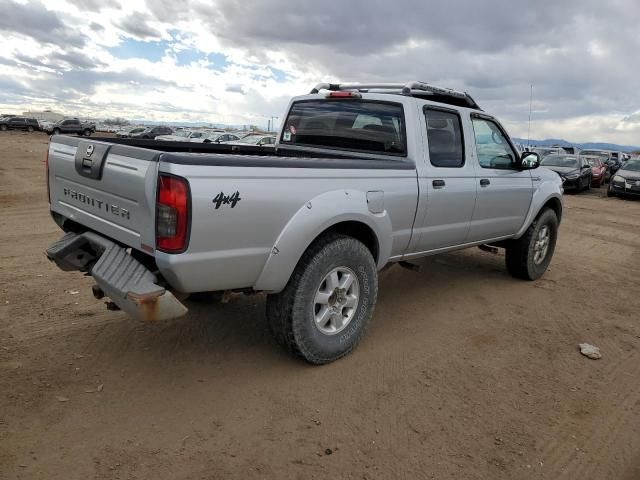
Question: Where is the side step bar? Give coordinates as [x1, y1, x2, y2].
[46, 232, 188, 323]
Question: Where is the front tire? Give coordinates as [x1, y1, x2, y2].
[83, 129, 92, 136]
[505, 208, 558, 281]
[0, 124, 7, 131]
[27, 126, 34, 132]
[266, 234, 378, 364]
[53, 128, 61, 135]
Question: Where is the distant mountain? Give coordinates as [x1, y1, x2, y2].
[512, 138, 640, 152]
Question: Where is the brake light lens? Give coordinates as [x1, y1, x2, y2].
[326, 91, 362, 99]
[156, 174, 190, 253]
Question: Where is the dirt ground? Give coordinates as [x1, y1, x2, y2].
[1, 130, 639, 480]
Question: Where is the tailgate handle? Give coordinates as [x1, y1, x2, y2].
[75, 141, 112, 180]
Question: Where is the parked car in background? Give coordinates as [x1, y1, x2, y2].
[541, 154, 592, 192]
[155, 130, 212, 142]
[582, 156, 607, 187]
[608, 158, 640, 198]
[129, 126, 174, 139]
[579, 149, 621, 180]
[532, 147, 565, 159]
[116, 127, 146, 138]
[0, 116, 40, 132]
[223, 134, 276, 147]
[192, 132, 241, 143]
[44, 118, 96, 136]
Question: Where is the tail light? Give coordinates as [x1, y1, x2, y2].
[45, 147, 50, 203]
[156, 174, 190, 253]
[326, 91, 362, 99]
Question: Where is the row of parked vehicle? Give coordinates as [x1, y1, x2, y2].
[0, 116, 96, 136]
[528, 146, 640, 198]
[115, 126, 277, 146]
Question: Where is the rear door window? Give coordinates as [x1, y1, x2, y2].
[282, 100, 406, 156]
[424, 108, 465, 168]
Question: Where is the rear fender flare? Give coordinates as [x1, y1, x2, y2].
[253, 189, 392, 293]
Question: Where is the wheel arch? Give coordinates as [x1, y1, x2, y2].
[514, 192, 563, 239]
[253, 190, 392, 293]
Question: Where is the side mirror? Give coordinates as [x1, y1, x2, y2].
[519, 151, 540, 169]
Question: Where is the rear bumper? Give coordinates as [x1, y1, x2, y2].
[46, 232, 188, 322]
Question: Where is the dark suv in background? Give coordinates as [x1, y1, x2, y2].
[0, 117, 40, 132]
[45, 118, 96, 136]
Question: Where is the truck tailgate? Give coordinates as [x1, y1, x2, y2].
[48, 136, 159, 253]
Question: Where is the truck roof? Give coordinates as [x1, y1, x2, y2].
[309, 81, 481, 110]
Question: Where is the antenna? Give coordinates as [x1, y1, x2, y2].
[527, 84, 533, 147]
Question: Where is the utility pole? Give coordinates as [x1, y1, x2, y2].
[270, 116, 279, 133]
[527, 84, 533, 147]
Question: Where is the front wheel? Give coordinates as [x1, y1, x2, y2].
[83, 129, 91, 136]
[53, 128, 61, 135]
[27, 126, 34, 132]
[505, 208, 558, 281]
[266, 234, 378, 364]
[0, 124, 7, 131]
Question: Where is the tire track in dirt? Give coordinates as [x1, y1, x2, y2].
[539, 349, 640, 478]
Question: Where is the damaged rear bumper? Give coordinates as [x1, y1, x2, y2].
[46, 232, 188, 322]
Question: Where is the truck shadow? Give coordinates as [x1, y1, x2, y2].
[99, 247, 516, 367]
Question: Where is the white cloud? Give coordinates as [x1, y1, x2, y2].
[0, 0, 639, 145]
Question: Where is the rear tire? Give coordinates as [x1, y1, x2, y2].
[53, 128, 61, 135]
[27, 126, 34, 132]
[266, 234, 378, 364]
[505, 208, 558, 281]
[0, 124, 7, 131]
[83, 129, 91, 137]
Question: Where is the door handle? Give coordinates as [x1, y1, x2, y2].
[480, 179, 490, 187]
[432, 179, 445, 189]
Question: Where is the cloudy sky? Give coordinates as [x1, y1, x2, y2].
[1, 0, 639, 144]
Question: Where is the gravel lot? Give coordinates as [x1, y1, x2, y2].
[1, 131, 639, 479]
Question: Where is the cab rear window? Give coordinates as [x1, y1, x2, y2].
[281, 100, 406, 156]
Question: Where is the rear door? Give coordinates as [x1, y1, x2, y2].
[10, 118, 26, 129]
[48, 138, 159, 252]
[410, 105, 477, 252]
[467, 115, 533, 241]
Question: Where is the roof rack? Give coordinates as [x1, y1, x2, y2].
[310, 81, 481, 110]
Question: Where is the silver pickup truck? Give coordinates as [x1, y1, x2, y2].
[46, 81, 563, 364]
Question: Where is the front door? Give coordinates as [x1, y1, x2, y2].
[467, 115, 533, 242]
[411, 106, 477, 253]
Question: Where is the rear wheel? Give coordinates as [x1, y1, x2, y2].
[505, 208, 558, 281]
[83, 129, 92, 136]
[53, 128, 61, 135]
[27, 126, 34, 132]
[0, 124, 7, 131]
[266, 234, 378, 364]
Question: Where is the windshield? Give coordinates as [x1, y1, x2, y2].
[130, 128, 145, 134]
[172, 130, 190, 138]
[541, 155, 579, 168]
[621, 159, 640, 172]
[584, 157, 602, 167]
[282, 99, 406, 156]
